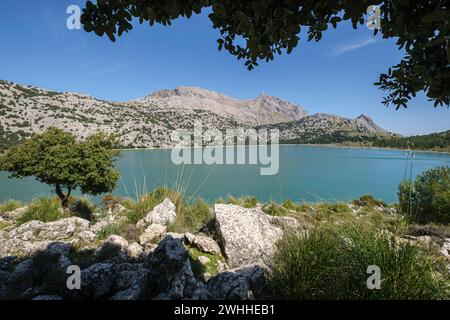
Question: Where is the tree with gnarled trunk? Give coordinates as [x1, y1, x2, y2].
[0, 127, 120, 210]
[80, 0, 450, 109]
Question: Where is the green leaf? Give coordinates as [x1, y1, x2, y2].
[421, 11, 441, 24]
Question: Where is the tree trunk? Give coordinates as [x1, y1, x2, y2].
[55, 183, 70, 212]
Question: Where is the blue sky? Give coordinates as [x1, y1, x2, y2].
[0, 0, 448, 135]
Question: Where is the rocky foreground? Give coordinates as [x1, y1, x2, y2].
[0, 199, 449, 300]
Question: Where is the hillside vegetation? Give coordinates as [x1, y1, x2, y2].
[0, 80, 390, 151]
[373, 130, 450, 152]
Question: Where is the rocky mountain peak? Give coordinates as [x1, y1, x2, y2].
[135, 86, 307, 125]
[149, 86, 230, 100]
[353, 114, 386, 133]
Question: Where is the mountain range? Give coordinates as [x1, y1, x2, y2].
[0, 80, 393, 150]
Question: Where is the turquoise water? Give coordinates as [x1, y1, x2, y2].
[1, 145, 449, 204]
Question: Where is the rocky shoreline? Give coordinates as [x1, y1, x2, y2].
[0, 198, 449, 300]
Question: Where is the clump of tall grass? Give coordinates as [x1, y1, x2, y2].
[95, 223, 125, 241]
[121, 186, 211, 234]
[168, 198, 212, 233]
[95, 222, 139, 242]
[268, 221, 449, 300]
[311, 202, 353, 222]
[16, 197, 67, 225]
[121, 187, 183, 225]
[282, 199, 298, 211]
[262, 202, 289, 216]
[226, 195, 258, 208]
[0, 199, 22, 213]
[69, 197, 96, 221]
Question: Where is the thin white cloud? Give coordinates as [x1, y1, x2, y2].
[85, 62, 131, 76]
[330, 36, 378, 56]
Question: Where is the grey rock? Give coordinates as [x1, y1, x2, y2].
[207, 272, 252, 300]
[77, 230, 96, 243]
[185, 232, 221, 255]
[97, 235, 129, 262]
[127, 242, 144, 260]
[139, 224, 166, 245]
[162, 232, 185, 241]
[13, 258, 34, 275]
[90, 220, 110, 234]
[268, 215, 301, 231]
[110, 286, 141, 300]
[214, 204, 283, 267]
[198, 256, 211, 266]
[79, 263, 117, 299]
[147, 236, 209, 300]
[104, 235, 129, 250]
[4, 217, 90, 243]
[7, 220, 44, 241]
[207, 263, 268, 300]
[0, 238, 51, 258]
[37, 217, 90, 241]
[46, 242, 72, 268]
[136, 198, 176, 228]
[115, 263, 149, 291]
[1, 206, 28, 220]
[142, 243, 158, 254]
[441, 238, 450, 260]
[32, 295, 63, 300]
[0, 283, 12, 300]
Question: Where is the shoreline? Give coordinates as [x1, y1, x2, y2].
[119, 143, 450, 155]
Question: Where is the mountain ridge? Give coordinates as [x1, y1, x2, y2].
[134, 85, 308, 125]
[0, 80, 392, 150]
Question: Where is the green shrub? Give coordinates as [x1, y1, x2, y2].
[0, 199, 22, 213]
[398, 166, 450, 224]
[17, 197, 66, 225]
[268, 222, 449, 300]
[353, 195, 386, 207]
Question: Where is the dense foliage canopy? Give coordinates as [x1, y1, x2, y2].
[0, 128, 120, 208]
[81, 0, 450, 109]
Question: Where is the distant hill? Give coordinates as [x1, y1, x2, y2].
[373, 130, 450, 152]
[261, 113, 391, 144]
[0, 79, 391, 150]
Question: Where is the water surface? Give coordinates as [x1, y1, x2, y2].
[1, 145, 449, 204]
